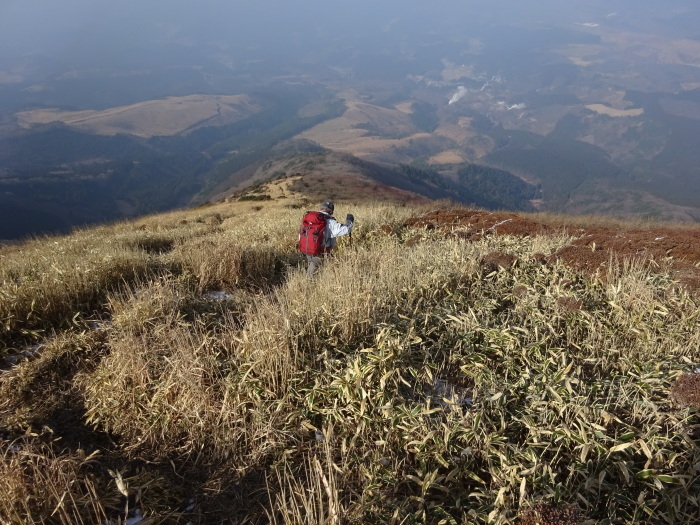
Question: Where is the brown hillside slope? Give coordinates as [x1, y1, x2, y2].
[213, 152, 432, 206]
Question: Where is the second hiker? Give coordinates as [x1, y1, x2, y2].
[298, 200, 354, 275]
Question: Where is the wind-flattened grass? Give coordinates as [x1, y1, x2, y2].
[80, 278, 258, 463]
[2, 195, 700, 523]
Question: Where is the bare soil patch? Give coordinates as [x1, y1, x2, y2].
[428, 150, 469, 164]
[394, 102, 414, 114]
[585, 104, 644, 117]
[405, 209, 700, 290]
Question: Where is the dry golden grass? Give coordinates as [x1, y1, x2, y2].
[16, 94, 261, 138]
[298, 98, 433, 162]
[585, 104, 644, 118]
[2, 192, 700, 523]
[427, 149, 469, 164]
[0, 438, 112, 524]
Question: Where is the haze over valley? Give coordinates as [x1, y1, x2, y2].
[2, 0, 700, 238]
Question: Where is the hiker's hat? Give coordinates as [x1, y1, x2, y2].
[321, 200, 334, 213]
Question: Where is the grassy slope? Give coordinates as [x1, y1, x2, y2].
[1, 178, 700, 524]
[16, 95, 262, 138]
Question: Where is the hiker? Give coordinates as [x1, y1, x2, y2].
[298, 200, 354, 275]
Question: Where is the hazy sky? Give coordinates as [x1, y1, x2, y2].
[1, 0, 698, 92]
[5, 0, 696, 63]
[0, 0, 700, 57]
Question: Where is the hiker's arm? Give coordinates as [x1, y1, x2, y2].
[327, 217, 353, 238]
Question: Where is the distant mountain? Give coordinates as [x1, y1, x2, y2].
[0, 86, 346, 239]
[15, 94, 264, 138]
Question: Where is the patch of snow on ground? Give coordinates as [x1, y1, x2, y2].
[432, 378, 472, 408]
[125, 510, 144, 525]
[104, 509, 143, 525]
[203, 291, 235, 301]
[488, 219, 513, 231]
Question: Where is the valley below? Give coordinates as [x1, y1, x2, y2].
[3, 1, 700, 241]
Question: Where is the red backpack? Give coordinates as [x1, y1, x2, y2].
[299, 211, 329, 256]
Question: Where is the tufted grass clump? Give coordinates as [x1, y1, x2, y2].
[0, 435, 113, 524]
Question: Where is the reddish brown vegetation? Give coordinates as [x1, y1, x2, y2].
[405, 210, 554, 239]
[481, 251, 518, 272]
[520, 502, 583, 525]
[404, 210, 700, 291]
[671, 373, 700, 410]
[556, 296, 583, 312]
